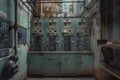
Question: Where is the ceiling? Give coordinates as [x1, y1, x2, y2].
[24, 0, 85, 17]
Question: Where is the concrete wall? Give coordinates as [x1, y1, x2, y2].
[81, 1, 102, 79]
[0, 0, 31, 80]
[89, 2, 101, 79]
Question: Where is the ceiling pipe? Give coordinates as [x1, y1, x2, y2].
[20, 0, 33, 13]
[27, 0, 35, 11]
[27, 0, 40, 17]
[20, 0, 40, 17]
[23, 0, 38, 16]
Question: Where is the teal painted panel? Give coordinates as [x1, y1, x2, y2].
[28, 54, 44, 75]
[77, 54, 93, 75]
[60, 54, 77, 76]
[28, 52, 93, 76]
[30, 18, 90, 51]
[42, 54, 60, 76]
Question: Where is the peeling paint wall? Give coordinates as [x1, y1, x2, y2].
[12, 3, 31, 80]
[81, 1, 102, 79]
[0, 0, 31, 80]
[36, 0, 84, 17]
[89, 3, 101, 78]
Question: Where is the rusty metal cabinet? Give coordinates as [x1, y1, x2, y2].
[28, 52, 93, 77]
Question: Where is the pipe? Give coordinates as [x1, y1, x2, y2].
[14, 0, 17, 25]
[20, 0, 39, 16]
[14, 0, 18, 55]
[26, 0, 39, 16]
[27, 0, 36, 12]
[20, 0, 33, 13]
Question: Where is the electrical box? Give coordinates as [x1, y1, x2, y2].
[77, 19, 89, 51]
[18, 26, 27, 45]
[62, 20, 73, 35]
[48, 20, 57, 35]
[63, 35, 71, 51]
[33, 35, 42, 51]
[77, 35, 89, 50]
[77, 21, 87, 35]
[30, 18, 90, 51]
[0, 12, 13, 77]
[48, 20, 57, 51]
[62, 19, 72, 51]
[0, 17, 12, 49]
[31, 20, 43, 51]
[32, 20, 42, 35]
[48, 35, 57, 51]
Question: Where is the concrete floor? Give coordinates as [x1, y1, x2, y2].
[28, 78, 95, 80]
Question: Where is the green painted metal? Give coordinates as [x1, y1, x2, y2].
[29, 17, 92, 76]
[28, 52, 93, 76]
[30, 17, 90, 51]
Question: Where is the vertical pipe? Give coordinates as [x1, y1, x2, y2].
[14, 0, 18, 55]
[100, 0, 102, 39]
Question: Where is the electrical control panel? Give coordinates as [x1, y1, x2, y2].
[48, 20, 57, 51]
[48, 20, 57, 34]
[30, 18, 90, 51]
[77, 20, 87, 34]
[0, 17, 13, 57]
[30, 20, 43, 51]
[63, 35, 71, 51]
[33, 35, 42, 51]
[77, 35, 89, 50]
[48, 35, 57, 51]
[18, 26, 27, 44]
[62, 19, 73, 34]
[32, 20, 43, 35]
[77, 19, 90, 51]
[0, 17, 12, 48]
